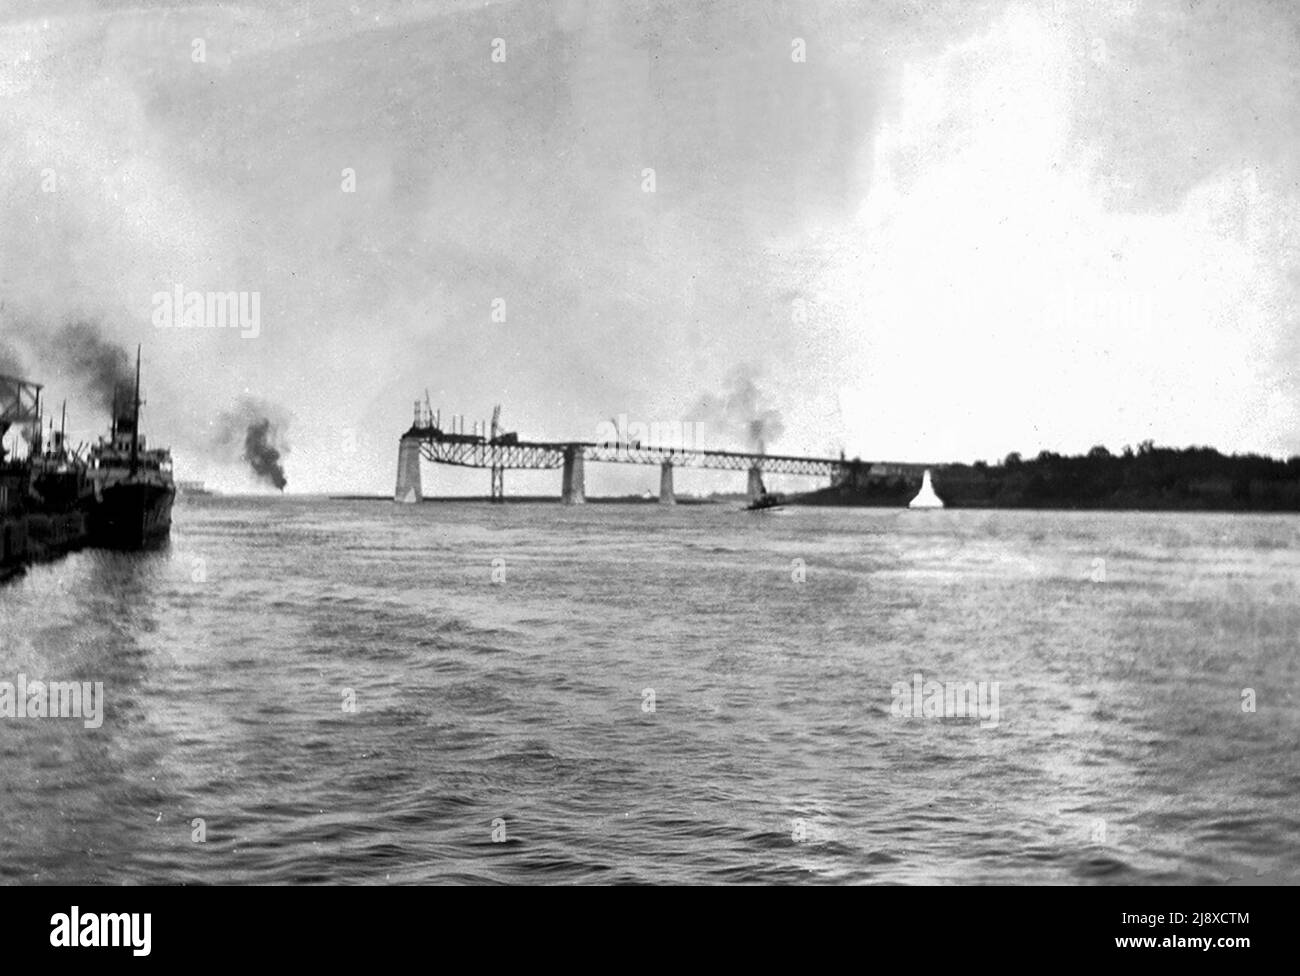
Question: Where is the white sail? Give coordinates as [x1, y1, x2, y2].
[908, 469, 945, 509]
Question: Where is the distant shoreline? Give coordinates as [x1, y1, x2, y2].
[316, 493, 1300, 513]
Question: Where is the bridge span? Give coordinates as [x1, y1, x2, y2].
[394, 404, 933, 504]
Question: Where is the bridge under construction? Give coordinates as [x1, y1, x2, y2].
[395, 402, 933, 504]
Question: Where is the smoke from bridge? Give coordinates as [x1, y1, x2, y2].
[689, 370, 785, 455]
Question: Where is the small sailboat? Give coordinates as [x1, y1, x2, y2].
[908, 469, 944, 509]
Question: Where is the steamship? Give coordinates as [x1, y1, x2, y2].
[2, 381, 90, 579]
[84, 350, 175, 549]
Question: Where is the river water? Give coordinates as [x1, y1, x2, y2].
[1, 497, 1297, 884]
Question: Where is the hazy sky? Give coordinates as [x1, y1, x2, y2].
[1, 0, 1297, 494]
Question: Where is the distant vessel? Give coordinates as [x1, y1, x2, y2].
[177, 480, 213, 496]
[84, 350, 175, 549]
[908, 469, 944, 509]
[745, 491, 784, 511]
[743, 467, 784, 510]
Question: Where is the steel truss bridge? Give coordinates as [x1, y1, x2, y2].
[394, 406, 934, 504]
[414, 433, 852, 477]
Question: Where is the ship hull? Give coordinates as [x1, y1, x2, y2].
[86, 480, 175, 550]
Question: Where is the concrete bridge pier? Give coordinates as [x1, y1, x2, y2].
[394, 436, 423, 503]
[747, 465, 765, 502]
[562, 446, 586, 504]
[659, 462, 675, 504]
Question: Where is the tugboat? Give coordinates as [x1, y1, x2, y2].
[84, 349, 175, 549]
[743, 469, 785, 511]
[745, 490, 785, 511]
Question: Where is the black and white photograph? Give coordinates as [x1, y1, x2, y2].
[0, 0, 1295, 933]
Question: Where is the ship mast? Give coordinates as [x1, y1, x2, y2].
[130, 345, 141, 474]
[32, 387, 41, 456]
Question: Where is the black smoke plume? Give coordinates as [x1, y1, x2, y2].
[39, 321, 135, 414]
[688, 368, 785, 454]
[2, 319, 134, 414]
[244, 418, 287, 491]
[214, 397, 290, 491]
